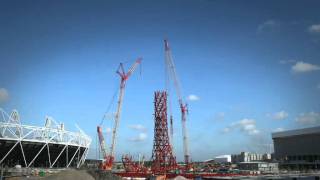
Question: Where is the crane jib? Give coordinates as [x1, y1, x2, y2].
[97, 58, 142, 170]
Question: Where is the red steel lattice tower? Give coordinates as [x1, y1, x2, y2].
[151, 91, 177, 174]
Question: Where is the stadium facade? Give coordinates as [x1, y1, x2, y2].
[272, 126, 320, 170]
[0, 109, 91, 168]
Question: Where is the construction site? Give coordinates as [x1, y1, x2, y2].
[0, 40, 267, 179]
[2, 0, 320, 179]
[90, 39, 280, 179]
[2, 40, 320, 180]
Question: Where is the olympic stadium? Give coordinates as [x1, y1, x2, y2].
[0, 109, 91, 168]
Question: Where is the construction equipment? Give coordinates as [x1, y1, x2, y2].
[97, 58, 142, 170]
[122, 154, 148, 173]
[164, 39, 191, 168]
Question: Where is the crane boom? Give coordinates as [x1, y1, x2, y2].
[164, 40, 183, 103]
[97, 58, 141, 170]
[97, 126, 107, 157]
[112, 58, 141, 156]
[164, 39, 190, 166]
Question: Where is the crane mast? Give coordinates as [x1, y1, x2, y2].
[97, 58, 141, 170]
[164, 39, 190, 166]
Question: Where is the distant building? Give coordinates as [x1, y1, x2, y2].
[231, 152, 271, 163]
[238, 162, 278, 173]
[214, 155, 231, 163]
[272, 126, 320, 170]
[263, 153, 272, 161]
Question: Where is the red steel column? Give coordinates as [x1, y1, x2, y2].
[151, 91, 177, 174]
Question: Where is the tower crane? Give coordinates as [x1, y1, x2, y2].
[97, 58, 142, 170]
[164, 39, 191, 168]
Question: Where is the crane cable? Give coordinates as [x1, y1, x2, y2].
[99, 77, 120, 126]
[99, 60, 142, 126]
[165, 42, 175, 153]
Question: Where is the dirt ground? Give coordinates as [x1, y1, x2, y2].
[7, 169, 121, 180]
[43, 169, 95, 180]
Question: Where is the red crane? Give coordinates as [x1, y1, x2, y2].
[164, 39, 191, 168]
[97, 58, 142, 170]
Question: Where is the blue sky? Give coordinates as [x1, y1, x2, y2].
[0, 0, 320, 161]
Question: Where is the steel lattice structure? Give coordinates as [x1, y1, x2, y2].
[0, 108, 91, 168]
[122, 154, 147, 173]
[151, 91, 177, 174]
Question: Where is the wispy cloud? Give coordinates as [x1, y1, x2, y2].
[279, 60, 296, 64]
[128, 124, 147, 131]
[273, 127, 285, 132]
[296, 112, 320, 125]
[223, 127, 231, 133]
[267, 110, 288, 120]
[257, 20, 279, 33]
[0, 88, 9, 103]
[214, 112, 225, 121]
[291, 61, 320, 73]
[308, 24, 320, 34]
[187, 94, 200, 101]
[129, 133, 147, 142]
[223, 118, 260, 135]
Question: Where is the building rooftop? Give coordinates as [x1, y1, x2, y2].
[215, 155, 231, 158]
[272, 126, 320, 139]
[239, 161, 276, 164]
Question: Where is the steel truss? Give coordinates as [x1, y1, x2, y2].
[0, 108, 91, 168]
[151, 91, 177, 174]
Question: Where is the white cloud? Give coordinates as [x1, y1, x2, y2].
[291, 61, 320, 73]
[309, 24, 320, 34]
[129, 133, 147, 142]
[224, 118, 260, 135]
[273, 128, 285, 132]
[222, 127, 230, 133]
[187, 94, 200, 101]
[296, 112, 320, 125]
[0, 88, 9, 103]
[214, 112, 225, 121]
[128, 124, 147, 131]
[257, 20, 278, 33]
[268, 110, 289, 120]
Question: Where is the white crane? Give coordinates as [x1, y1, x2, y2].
[164, 39, 191, 167]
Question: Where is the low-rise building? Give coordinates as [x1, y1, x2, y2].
[214, 155, 231, 163]
[238, 162, 278, 173]
[231, 152, 272, 163]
